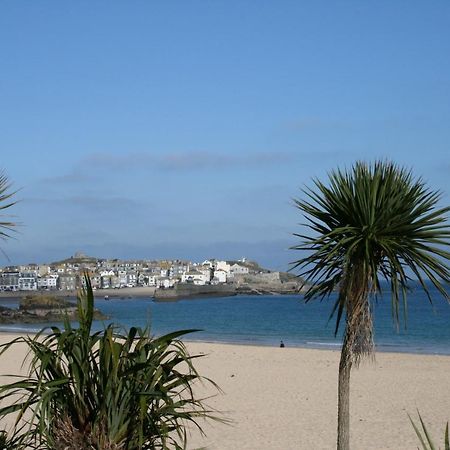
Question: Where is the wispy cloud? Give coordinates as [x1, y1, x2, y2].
[158, 151, 295, 170]
[39, 171, 96, 185]
[80, 150, 297, 172]
[24, 195, 142, 211]
[34, 150, 299, 188]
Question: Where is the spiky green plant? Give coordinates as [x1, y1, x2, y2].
[0, 427, 30, 450]
[0, 171, 17, 247]
[410, 412, 449, 450]
[0, 275, 219, 449]
[291, 160, 450, 450]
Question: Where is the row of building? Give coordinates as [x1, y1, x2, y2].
[0, 254, 253, 292]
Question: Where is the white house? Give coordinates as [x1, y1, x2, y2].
[37, 274, 58, 290]
[118, 270, 128, 286]
[213, 269, 227, 284]
[156, 277, 175, 289]
[0, 271, 20, 291]
[170, 264, 187, 277]
[100, 270, 115, 277]
[198, 267, 212, 283]
[230, 263, 249, 275]
[126, 272, 137, 287]
[19, 273, 38, 291]
[90, 275, 101, 289]
[181, 270, 208, 286]
[37, 265, 51, 277]
[201, 259, 214, 268]
[216, 261, 231, 273]
[100, 270, 115, 289]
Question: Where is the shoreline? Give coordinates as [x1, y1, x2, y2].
[0, 286, 157, 299]
[0, 285, 303, 301]
[0, 328, 448, 357]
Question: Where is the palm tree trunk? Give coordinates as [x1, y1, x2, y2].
[337, 335, 352, 450]
[336, 282, 372, 450]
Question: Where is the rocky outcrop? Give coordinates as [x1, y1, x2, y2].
[0, 294, 107, 324]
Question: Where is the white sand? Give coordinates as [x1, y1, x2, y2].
[0, 334, 448, 450]
[186, 342, 450, 450]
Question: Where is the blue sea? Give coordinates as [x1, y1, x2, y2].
[1, 284, 449, 355]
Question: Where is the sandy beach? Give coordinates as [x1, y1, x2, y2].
[0, 335, 448, 450]
[186, 343, 450, 450]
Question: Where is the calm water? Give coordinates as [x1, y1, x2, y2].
[1, 284, 449, 355]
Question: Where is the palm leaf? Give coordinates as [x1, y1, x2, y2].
[410, 412, 450, 450]
[0, 171, 18, 245]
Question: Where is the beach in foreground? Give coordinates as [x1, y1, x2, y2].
[0, 335, 449, 450]
[187, 342, 450, 450]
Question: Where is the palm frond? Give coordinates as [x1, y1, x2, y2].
[410, 411, 450, 450]
[0, 171, 18, 242]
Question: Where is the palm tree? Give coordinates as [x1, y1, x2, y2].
[0, 171, 17, 246]
[291, 161, 450, 450]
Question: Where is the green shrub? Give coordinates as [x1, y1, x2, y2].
[0, 427, 30, 450]
[0, 275, 219, 449]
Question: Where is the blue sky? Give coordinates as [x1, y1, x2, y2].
[1, 1, 449, 270]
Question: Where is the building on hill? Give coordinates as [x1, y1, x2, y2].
[181, 269, 208, 285]
[57, 274, 78, 291]
[212, 269, 227, 284]
[230, 263, 249, 275]
[18, 273, 38, 291]
[37, 274, 58, 290]
[0, 271, 20, 291]
[126, 272, 137, 287]
[216, 260, 231, 273]
[157, 276, 175, 289]
[118, 270, 128, 287]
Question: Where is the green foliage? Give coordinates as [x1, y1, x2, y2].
[0, 427, 30, 450]
[0, 275, 219, 449]
[410, 412, 449, 450]
[292, 160, 450, 334]
[0, 171, 17, 244]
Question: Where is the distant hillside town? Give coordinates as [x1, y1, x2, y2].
[0, 252, 302, 294]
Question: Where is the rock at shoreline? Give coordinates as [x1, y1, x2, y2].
[19, 294, 74, 311]
[0, 294, 107, 324]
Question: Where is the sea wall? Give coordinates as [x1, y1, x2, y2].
[153, 283, 237, 301]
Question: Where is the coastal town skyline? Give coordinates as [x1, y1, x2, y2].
[0, 252, 304, 296]
[1, 2, 449, 271]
